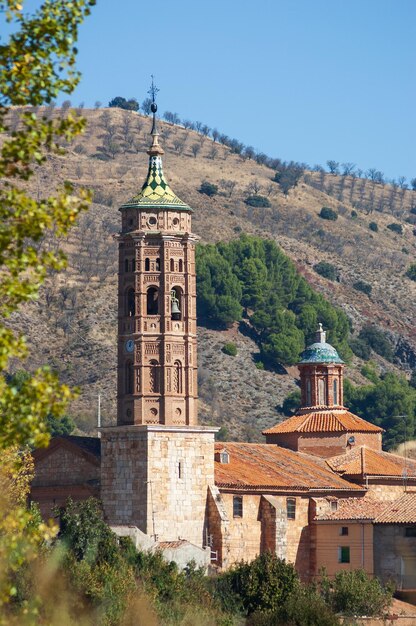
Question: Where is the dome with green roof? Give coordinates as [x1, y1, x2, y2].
[299, 324, 344, 364]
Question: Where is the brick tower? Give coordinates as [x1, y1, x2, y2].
[116, 100, 197, 427]
[101, 87, 216, 545]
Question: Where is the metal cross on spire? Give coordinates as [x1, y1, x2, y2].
[148, 74, 159, 110]
[146, 75, 164, 156]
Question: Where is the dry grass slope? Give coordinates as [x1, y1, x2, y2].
[7, 107, 416, 439]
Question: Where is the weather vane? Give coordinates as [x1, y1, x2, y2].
[148, 75, 159, 111]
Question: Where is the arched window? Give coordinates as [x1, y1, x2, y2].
[178, 259, 183, 272]
[125, 361, 133, 394]
[130, 259, 135, 272]
[126, 288, 135, 317]
[333, 379, 338, 405]
[145, 258, 150, 271]
[155, 257, 161, 271]
[171, 286, 182, 320]
[318, 378, 326, 405]
[124, 258, 129, 273]
[147, 287, 159, 315]
[170, 258, 174, 272]
[173, 360, 182, 394]
[306, 378, 312, 405]
[149, 360, 160, 393]
[287, 498, 296, 520]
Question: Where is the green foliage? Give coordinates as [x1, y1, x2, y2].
[282, 389, 301, 416]
[272, 165, 304, 195]
[360, 362, 379, 383]
[358, 325, 394, 361]
[199, 181, 218, 197]
[313, 261, 339, 281]
[320, 569, 393, 617]
[244, 195, 271, 208]
[249, 585, 340, 626]
[410, 370, 416, 389]
[217, 553, 298, 616]
[353, 280, 372, 296]
[350, 209, 358, 218]
[222, 342, 237, 357]
[369, 221, 378, 232]
[349, 338, 371, 360]
[406, 263, 416, 281]
[196, 235, 352, 366]
[0, 0, 94, 450]
[319, 207, 338, 221]
[387, 222, 403, 235]
[108, 96, 139, 111]
[215, 426, 229, 441]
[344, 374, 416, 449]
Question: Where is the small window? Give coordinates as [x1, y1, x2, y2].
[331, 501, 338, 512]
[405, 527, 416, 537]
[155, 257, 161, 271]
[125, 361, 133, 394]
[219, 451, 229, 464]
[124, 258, 129, 272]
[338, 546, 350, 563]
[145, 258, 150, 271]
[178, 461, 183, 480]
[179, 259, 183, 272]
[233, 496, 243, 518]
[130, 259, 135, 272]
[287, 498, 296, 520]
[127, 288, 135, 317]
[340, 526, 349, 536]
[333, 379, 338, 404]
[170, 258, 175, 272]
[306, 378, 311, 405]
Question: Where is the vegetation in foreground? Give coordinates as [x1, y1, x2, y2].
[2, 494, 394, 626]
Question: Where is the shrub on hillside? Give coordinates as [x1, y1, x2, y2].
[245, 195, 271, 208]
[349, 338, 371, 360]
[358, 325, 394, 361]
[199, 181, 218, 197]
[319, 207, 338, 221]
[353, 280, 372, 296]
[250, 586, 340, 626]
[406, 263, 416, 281]
[350, 209, 358, 218]
[222, 342, 237, 356]
[387, 222, 403, 235]
[313, 261, 339, 281]
[272, 164, 304, 195]
[282, 389, 301, 415]
[369, 221, 378, 232]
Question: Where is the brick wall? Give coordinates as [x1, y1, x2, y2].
[266, 431, 382, 457]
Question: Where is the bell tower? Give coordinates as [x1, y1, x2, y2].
[101, 81, 217, 547]
[117, 88, 198, 427]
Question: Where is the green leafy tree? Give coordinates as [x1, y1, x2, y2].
[245, 195, 271, 207]
[108, 96, 139, 111]
[199, 181, 218, 196]
[321, 569, 393, 617]
[222, 342, 237, 356]
[282, 389, 301, 416]
[353, 280, 372, 296]
[0, 0, 94, 450]
[387, 222, 403, 235]
[369, 221, 378, 232]
[358, 325, 394, 361]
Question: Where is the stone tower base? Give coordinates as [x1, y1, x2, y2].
[100, 425, 217, 548]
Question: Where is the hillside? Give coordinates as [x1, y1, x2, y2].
[7, 107, 416, 439]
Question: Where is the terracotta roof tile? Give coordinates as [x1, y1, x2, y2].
[214, 443, 363, 492]
[327, 447, 416, 478]
[157, 540, 188, 549]
[314, 497, 387, 521]
[263, 411, 383, 435]
[375, 493, 416, 524]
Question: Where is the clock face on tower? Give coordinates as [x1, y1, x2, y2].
[125, 339, 134, 353]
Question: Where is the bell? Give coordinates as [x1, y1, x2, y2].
[171, 293, 181, 321]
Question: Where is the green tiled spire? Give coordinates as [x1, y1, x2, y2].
[299, 323, 344, 364]
[120, 80, 192, 212]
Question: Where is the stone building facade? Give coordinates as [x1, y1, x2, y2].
[31, 104, 416, 583]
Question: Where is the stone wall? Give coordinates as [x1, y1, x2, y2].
[374, 524, 416, 589]
[100, 425, 216, 549]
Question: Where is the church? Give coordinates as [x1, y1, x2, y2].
[31, 100, 416, 591]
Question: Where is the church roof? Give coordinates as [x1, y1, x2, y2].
[299, 324, 344, 364]
[327, 446, 416, 478]
[214, 442, 363, 492]
[375, 493, 416, 524]
[263, 410, 383, 435]
[120, 154, 192, 211]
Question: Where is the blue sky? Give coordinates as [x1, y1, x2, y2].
[21, 1, 416, 180]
